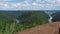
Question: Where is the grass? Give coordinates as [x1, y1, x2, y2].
[0, 22, 48, 34]
[0, 22, 16, 34]
[0, 22, 31, 34]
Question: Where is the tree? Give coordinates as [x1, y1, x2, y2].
[52, 12, 60, 22]
[17, 11, 49, 26]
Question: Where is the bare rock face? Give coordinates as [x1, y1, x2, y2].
[16, 22, 60, 34]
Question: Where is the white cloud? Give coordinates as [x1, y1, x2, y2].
[32, 2, 38, 6]
[0, 0, 60, 10]
[57, 0, 60, 1]
[11, 3, 21, 8]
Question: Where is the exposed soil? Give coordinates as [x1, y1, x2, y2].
[16, 22, 60, 34]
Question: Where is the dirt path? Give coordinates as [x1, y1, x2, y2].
[16, 22, 60, 34]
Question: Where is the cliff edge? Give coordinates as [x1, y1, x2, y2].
[16, 22, 60, 34]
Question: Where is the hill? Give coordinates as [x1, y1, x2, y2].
[0, 11, 49, 34]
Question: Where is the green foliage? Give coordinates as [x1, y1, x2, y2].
[17, 11, 49, 27]
[0, 22, 16, 34]
[52, 12, 60, 22]
[0, 11, 49, 34]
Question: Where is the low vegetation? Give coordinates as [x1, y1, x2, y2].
[0, 11, 49, 34]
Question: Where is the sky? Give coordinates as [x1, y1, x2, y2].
[0, 0, 60, 10]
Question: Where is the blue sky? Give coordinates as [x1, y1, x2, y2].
[0, 0, 60, 10]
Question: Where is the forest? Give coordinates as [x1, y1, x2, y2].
[0, 10, 59, 34]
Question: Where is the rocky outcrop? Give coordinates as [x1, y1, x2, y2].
[16, 22, 60, 34]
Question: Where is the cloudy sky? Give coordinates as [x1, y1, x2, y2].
[0, 0, 60, 10]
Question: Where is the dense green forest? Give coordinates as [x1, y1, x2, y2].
[0, 11, 49, 34]
[52, 12, 60, 22]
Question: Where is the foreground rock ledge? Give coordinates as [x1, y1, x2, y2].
[16, 22, 60, 34]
